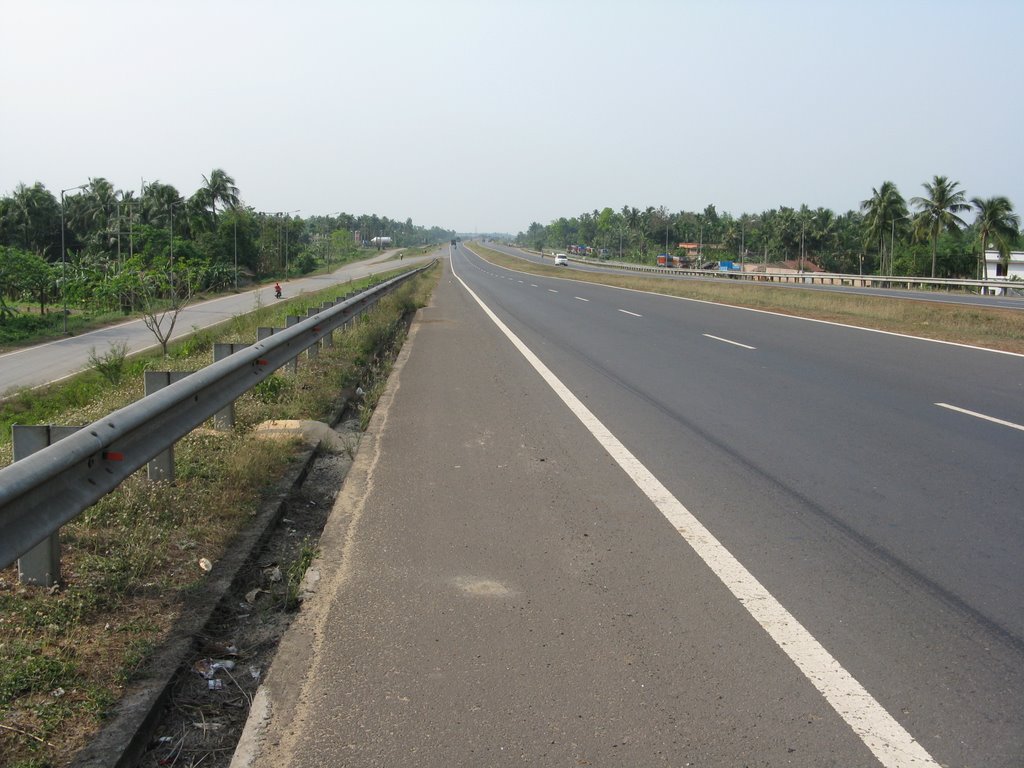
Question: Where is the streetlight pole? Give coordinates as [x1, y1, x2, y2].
[272, 210, 300, 276]
[60, 184, 88, 334]
[799, 213, 817, 274]
[887, 214, 909, 277]
[166, 197, 188, 293]
[740, 216, 759, 268]
[324, 211, 341, 268]
[800, 219, 805, 273]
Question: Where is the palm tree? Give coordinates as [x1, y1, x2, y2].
[910, 175, 970, 278]
[972, 196, 1020, 280]
[860, 181, 907, 275]
[201, 168, 240, 222]
[9, 183, 62, 256]
[141, 182, 181, 227]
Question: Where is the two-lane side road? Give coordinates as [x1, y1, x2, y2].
[0, 250, 430, 395]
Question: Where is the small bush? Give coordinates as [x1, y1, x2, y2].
[87, 341, 130, 385]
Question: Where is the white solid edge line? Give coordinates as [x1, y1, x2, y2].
[450, 250, 939, 768]
[703, 333, 756, 350]
[935, 403, 1024, 433]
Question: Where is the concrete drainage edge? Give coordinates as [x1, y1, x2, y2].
[71, 400, 351, 768]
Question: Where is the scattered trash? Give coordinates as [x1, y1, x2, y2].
[245, 587, 267, 604]
[264, 565, 283, 583]
[249, 665, 262, 681]
[199, 557, 213, 572]
[192, 721, 225, 732]
[193, 658, 236, 680]
[207, 679, 224, 690]
[156, 736, 173, 744]
[356, 386, 365, 398]
[199, 640, 238, 656]
[51, 687, 65, 698]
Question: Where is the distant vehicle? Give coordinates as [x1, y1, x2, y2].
[554, 253, 568, 266]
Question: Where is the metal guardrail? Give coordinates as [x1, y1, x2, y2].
[566, 255, 1023, 294]
[0, 263, 433, 570]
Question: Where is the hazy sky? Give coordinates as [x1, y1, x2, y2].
[2, 0, 1021, 234]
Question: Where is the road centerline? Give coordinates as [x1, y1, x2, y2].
[935, 403, 1024, 433]
[618, 309, 642, 317]
[703, 333, 757, 350]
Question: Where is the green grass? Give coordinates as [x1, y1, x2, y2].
[0, 263, 439, 767]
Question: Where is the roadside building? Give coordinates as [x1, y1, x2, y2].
[984, 249, 1024, 294]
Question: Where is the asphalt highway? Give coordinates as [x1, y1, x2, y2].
[486, 241, 1024, 311]
[238, 245, 1023, 767]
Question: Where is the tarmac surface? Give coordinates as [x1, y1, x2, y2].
[230, 257, 882, 767]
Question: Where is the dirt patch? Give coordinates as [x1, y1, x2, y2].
[134, 417, 361, 768]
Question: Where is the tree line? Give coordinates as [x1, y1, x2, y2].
[515, 176, 1021, 280]
[0, 169, 454, 321]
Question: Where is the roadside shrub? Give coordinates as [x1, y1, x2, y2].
[87, 341, 130, 385]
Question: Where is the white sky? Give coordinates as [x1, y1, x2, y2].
[1, 0, 1021, 234]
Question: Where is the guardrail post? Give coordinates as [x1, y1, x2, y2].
[306, 308, 321, 359]
[144, 371, 192, 481]
[212, 343, 249, 429]
[321, 304, 335, 348]
[286, 316, 300, 373]
[257, 327, 275, 341]
[13, 425, 82, 586]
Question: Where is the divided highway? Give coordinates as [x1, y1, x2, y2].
[242, 245, 1023, 767]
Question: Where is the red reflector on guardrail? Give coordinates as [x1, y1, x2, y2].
[103, 451, 125, 461]
[256, 359, 270, 366]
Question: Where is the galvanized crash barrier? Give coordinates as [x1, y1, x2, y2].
[0, 263, 433, 582]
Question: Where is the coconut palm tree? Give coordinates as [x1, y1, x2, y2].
[8, 182, 60, 255]
[201, 168, 240, 222]
[910, 175, 970, 278]
[860, 181, 907, 275]
[141, 182, 181, 228]
[972, 196, 1020, 280]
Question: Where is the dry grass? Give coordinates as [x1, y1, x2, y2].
[473, 245, 1024, 354]
[0, 266, 438, 768]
